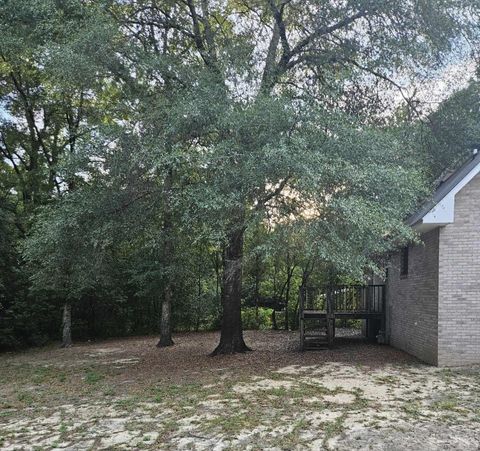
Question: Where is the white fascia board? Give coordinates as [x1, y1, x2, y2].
[421, 161, 480, 226]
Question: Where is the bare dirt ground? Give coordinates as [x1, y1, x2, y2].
[1, 330, 479, 450]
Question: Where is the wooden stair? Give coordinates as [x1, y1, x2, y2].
[300, 314, 334, 351]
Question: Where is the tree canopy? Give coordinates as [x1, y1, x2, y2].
[1, 0, 479, 352]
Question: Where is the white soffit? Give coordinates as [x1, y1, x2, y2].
[421, 161, 480, 227]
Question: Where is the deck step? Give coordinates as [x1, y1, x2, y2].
[303, 337, 329, 350]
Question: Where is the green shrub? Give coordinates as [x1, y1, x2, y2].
[241, 307, 273, 330]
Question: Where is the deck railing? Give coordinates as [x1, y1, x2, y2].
[300, 285, 385, 314]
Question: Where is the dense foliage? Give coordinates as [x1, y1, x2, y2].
[1, 0, 479, 352]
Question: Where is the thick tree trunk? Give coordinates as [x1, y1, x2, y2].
[211, 222, 250, 355]
[61, 302, 72, 348]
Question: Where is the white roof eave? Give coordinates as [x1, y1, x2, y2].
[413, 160, 480, 232]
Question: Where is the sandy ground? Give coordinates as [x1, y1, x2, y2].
[0, 330, 479, 450]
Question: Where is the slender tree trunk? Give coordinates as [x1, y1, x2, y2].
[211, 218, 250, 355]
[195, 265, 202, 332]
[284, 271, 291, 331]
[271, 309, 278, 330]
[157, 285, 174, 347]
[292, 297, 300, 330]
[254, 254, 261, 327]
[272, 260, 279, 330]
[214, 251, 221, 303]
[284, 258, 296, 331]
[157, 168, 175, 347]
[61, 302, 72, 348]
[89, 296, 95, 340]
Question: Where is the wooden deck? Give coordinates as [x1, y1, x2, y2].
[303, 310, 384, 319]
[299, 285, 386, 350]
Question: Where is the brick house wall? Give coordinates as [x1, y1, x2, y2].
[437, 173, 480, 366]
[387, 173, 480, 366]
[386, 229, 440, 365]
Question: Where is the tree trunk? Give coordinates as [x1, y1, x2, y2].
[272, 260, 279, 330]
[157, 286, 174, 347]
[89, 296, 95, 340]
[214, 251, 221, 303]
[292, 297, 300, 331]
[254, 254, 261, 327]
[211, 220, 250, 355]
[195, 266, 202, 332]
[61, 302, 72, 348]
[284, 271, 291, 331]
[157, 168, 175, 348]
[271, 309, 278, 330]
[284, 260, 296, 331]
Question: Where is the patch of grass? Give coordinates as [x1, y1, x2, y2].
[32, 366, 53, 384]
[150, 382, 210, 414]
[374, 375, 398, 385]
[84, 369, 104, 385]
[57, 372, 67, 382]
[152, 382, 205, 402]
[115, 397, 141, 411]
[287, 380, 336, 399]
[440, 368, 455, 385]
[432, 395, 468, 414]
[323, 413, 346, 447]
[401, 401, 422, 419]
[275, 417, 310, 448]
[103, 387, 116, 397]
[472, 409, 480, 423]
[9, 364, 70, 386]
[435, 399, 458, 411]
[16, 392, 35, 406]
[159, 418, 180, 438]
[350, 394, 369, 410]
[264, 386, 289, 398]
[0, 409, 14, 418]
[201, 407, 264, 436]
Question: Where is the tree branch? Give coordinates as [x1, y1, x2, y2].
[257, 176, 291, 210]
[267, 0, 290, 58]
[289, 10, 368, 59]
[346, 59, 425, 121]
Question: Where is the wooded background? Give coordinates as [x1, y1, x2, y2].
[0, 0, 479, 353]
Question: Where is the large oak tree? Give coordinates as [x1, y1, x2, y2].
[110, 0, 479, 354]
